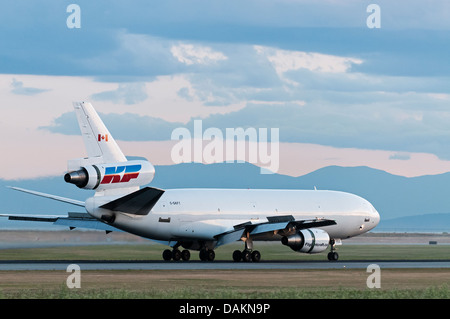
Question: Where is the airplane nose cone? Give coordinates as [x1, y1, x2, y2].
[368, 203, 380, 229]
[372, 208, 380, 225]
[360, 196, 380, 230]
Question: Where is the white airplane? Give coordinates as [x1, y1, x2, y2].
[2, 102, 380, 262]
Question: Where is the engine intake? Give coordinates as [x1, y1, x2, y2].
[282, 228, 330, 254]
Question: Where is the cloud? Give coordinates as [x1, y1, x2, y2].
[255, 45, 363, 75]
[91, 82, 148, 105]
[37, 67, 450, 160]
[389, 153, 411, 161]
[4, 1, 450, 167]
[10, 78, 50, 96]
[29, 29, 450, 163]
[41, 111, 183, 141]
[177, 87, 195, 102]
[77, 31, 180, 77]
[98, 112, 182, 141]
[171, 43, 227, 65]
[195, 99, 450, 160]
[1, 1, 450, 79]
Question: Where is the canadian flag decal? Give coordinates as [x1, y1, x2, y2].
[98, 134, 109, 142]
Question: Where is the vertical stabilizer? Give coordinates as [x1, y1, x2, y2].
[66, 102, 155, 195]
[73, 102, 127, 163]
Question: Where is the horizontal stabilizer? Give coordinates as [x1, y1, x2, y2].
[0, 212, 119, 232]
[8, 187, 85, 207]
[100, 187, 165, 215]
[5, 215, 58, 222]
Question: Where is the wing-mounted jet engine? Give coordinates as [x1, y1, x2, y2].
[281, 228, 330, 253]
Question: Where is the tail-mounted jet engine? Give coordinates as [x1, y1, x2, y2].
[281, 228, 330, 254]
[64, 160, 155, 191]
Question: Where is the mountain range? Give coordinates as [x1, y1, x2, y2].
[1, 163, 450, 232]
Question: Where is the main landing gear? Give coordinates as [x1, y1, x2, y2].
[162, 235, 262, 262]
[162, 248, 216, 261]
[162, 248, 191, 261]
[199, 248, 215, 261]
[232, 235, 261, 262]
[162, 242, 216, 262]
[327, 239, 339, 261]
[232, 249, 261, 262]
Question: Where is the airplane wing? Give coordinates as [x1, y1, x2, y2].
[214, 215, 336, 247]
[249, 215, 336, 234]
[100, 186, 165, 215]
[0, 212, 120, 232]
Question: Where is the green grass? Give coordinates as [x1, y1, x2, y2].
[0, 242, 448, 261]
[0, 242, 449, 299]
[1, 284, 449, 299]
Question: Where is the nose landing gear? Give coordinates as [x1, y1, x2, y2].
[327, 239, 339, 261]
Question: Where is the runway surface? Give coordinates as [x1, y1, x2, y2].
[1, 259, 449, 270]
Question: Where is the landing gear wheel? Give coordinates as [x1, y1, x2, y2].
[327, 251, 339, 261]
[162, 249, 172, 261]
[242, 250, 252, 262]
[251, 250, 261, 262]
[232, 249, 262, 262]
[206, 250, 215, 261]
[199, 249, 215, 261]
[232, 250, 242, 262]
[232, 232, 261, 262]
[327, 239, 339, 261]
[172, 249, 181, 261]
[181, 250, 191, 261]
[163, 248, 191, 261]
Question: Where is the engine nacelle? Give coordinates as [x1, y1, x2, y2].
[281, 228, 330, 254]
[64, 160, 155, 190]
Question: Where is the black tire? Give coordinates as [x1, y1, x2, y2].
[328, 251, 339, 261]
[172, 249, 181, 261]
[242, 250, 252, 262]
[251, 250, 261, 262]
[232, 250, 242, 262]
[181, 250, 191, 261]
[162, 249, 172, 261]
[207, 250, 215, 261]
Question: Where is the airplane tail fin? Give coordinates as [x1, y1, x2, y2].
[65, 102, 155, 195]
[72, 102, 127, 164]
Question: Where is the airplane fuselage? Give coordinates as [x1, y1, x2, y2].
[86, 188, 380, 248]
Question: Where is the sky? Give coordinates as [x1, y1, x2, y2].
[2, 0, 450, 180]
